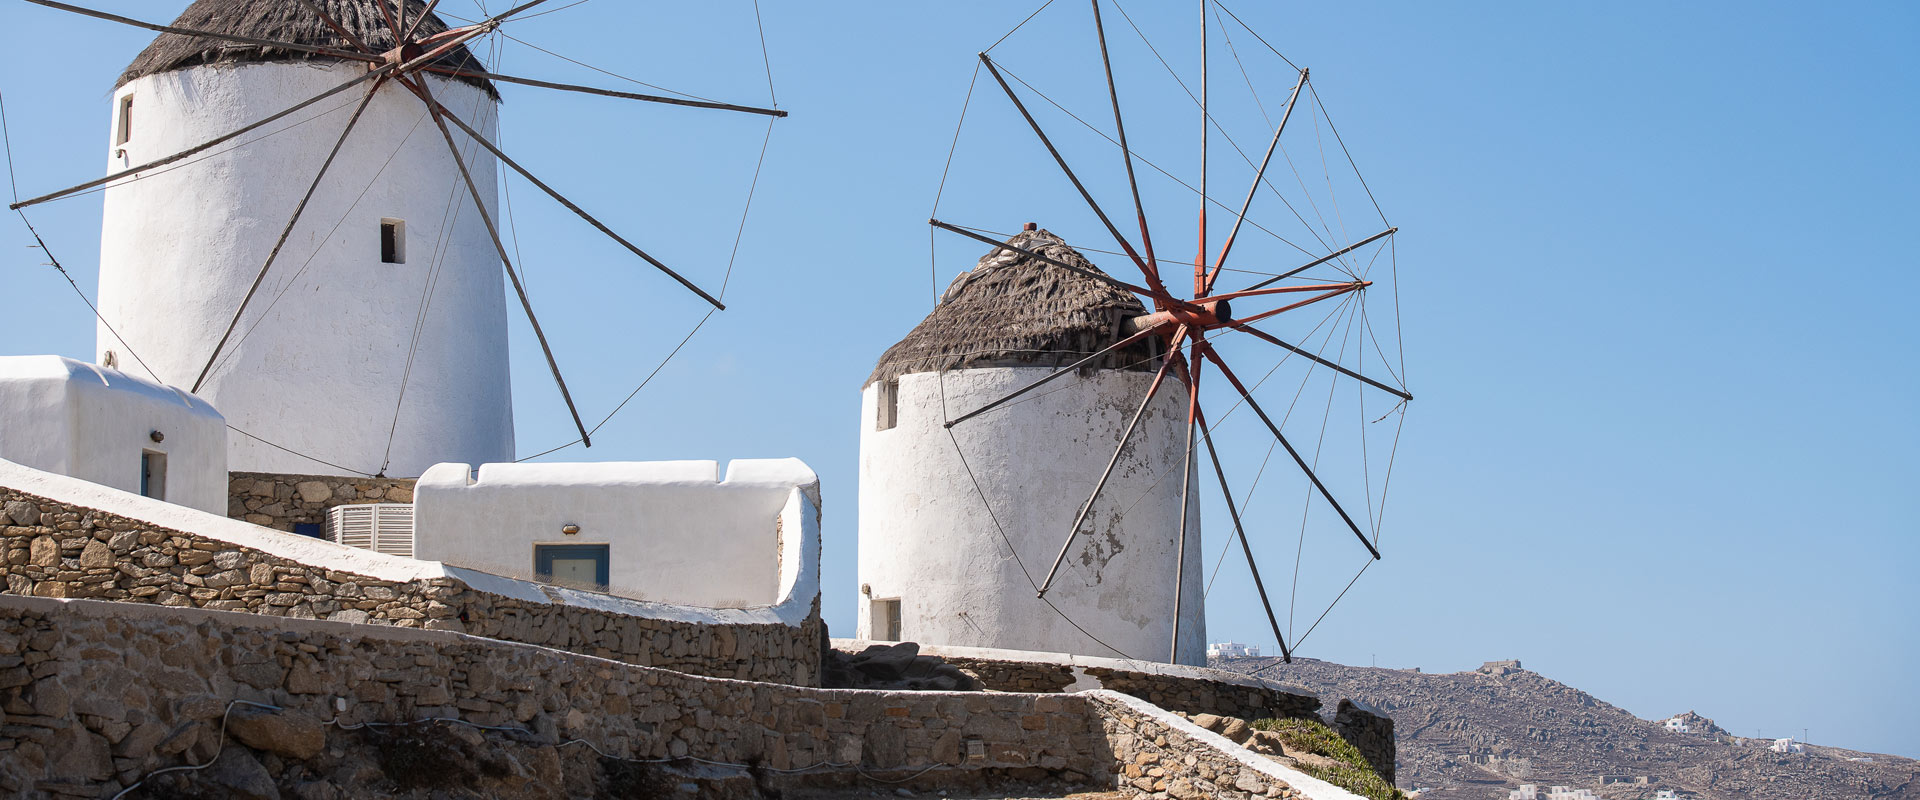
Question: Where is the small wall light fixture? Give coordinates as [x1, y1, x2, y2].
[561, 524, 580, 535]
[861, 583, 872, 596]
[149, 430, 164, 443]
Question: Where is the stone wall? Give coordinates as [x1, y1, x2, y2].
[0, 596, 1363, 800]
[1, 486, 822, 686]
[227, 471, 417, 532]
[0, 597, 1111, 798]
[1083, 665, 1322, 722]
[1334, 698, 1395, 786]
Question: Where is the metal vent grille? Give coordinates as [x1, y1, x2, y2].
[324, 503, 415, 558]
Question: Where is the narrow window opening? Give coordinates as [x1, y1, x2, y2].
[115, 95, 134, 146]
[380, 218, 406, 264]
[876, 379, 899, 431]
[140, 450, 166, 501]
[873, 598, 902, 641]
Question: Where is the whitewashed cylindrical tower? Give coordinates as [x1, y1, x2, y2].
[94, 1, 513, 478]
[858, 228, 1206, 665]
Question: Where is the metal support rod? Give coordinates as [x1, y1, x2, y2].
[1201, 348, 1381, 560]
[401, 75, 593, 448]
[21, 0, 378, 63]
[978, 53, 1160, 294]
[1038, 326, 1190, 597]
[10, 64, 394, 210]
[1090, 0, 1164, 292]
[1170, 345, 1201, 662]
[436, 108, 726, 310]
[1240, 227, 1396, 292]
[426, 68, 788, 117]
[192, 83, 382, 393]
[944, 324, 1161, 429]
[1196, 397, 1293, 663]
[1205, 68, 1307, 295]
[1228, 322, 1411, 401]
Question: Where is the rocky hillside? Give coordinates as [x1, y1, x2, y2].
[1214, 657, 1918, 800]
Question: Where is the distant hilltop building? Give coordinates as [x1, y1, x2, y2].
[1665, 716, 1692, 734]
[1208, 642, 1261, 658]
[1509, 786, 1600, 800]
[1770, 737, 1805, 754]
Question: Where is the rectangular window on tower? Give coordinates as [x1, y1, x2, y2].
[114, 94, 134, 146]
[872, 598, 902, 641]
[380, 218, 406, 264]
[139, 450, 166, 501]
[876, 379, 899, 431]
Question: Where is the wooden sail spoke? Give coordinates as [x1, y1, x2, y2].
[1038, 325, 1190, 597]
[1204, 68, 1308, 296]
[1226, 284, 1363, 328]
[1193, 280, 1367, 306]
[1090, 0, 1162, 288]
[427, 69, 788, 118]
[191, 84, 382, 393]
[9, 64, 395, 211]
[402, 0, 446, 42]
[1196, 400, 1292, 663]
[943, 325, 1161, 429]
[1169, 348, 1202, 662]
[1201, 348, 1381, 560]
[931, 219, 1154, 299]
[434, 107, 726, 310]
[293, 0, 376, 54]
[1228, 321, 1410, 402]
[22, 0, 377, 64]
[402, 75, 594, 448]
[978, 53, 1164, 300]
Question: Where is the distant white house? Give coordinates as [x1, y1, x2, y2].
[1654, 791, 1680, 800]
[1665, 716, 1692, 734]
[1207, 641, 1261, 658]
[1770, 738, 1804, 754]
[0, 355, 226, 513]
[1510, 786, 1600, 800]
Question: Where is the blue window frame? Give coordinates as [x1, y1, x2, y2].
[534, 544, 609, 591]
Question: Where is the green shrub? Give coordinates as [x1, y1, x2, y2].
[1249, 717, 1404, 800]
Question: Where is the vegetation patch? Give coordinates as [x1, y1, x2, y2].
[1251, 717, 1405, 800]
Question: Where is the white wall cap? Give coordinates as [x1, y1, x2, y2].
[422, 459, 819, 492]
[0, 355, 221, 420]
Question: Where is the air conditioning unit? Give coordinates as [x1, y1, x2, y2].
[324, 503, 415, 558]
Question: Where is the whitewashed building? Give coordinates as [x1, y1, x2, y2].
[0, 355, 226, 514]
[857, 228, 1205, 664]
[413, 459, 819, 607]
[1665, 716, 1692, 734]
[1208, 642, 1262, 658]
[95, 1, 513, 478]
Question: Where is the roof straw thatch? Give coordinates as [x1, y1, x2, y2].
[118, 0, 496, 98]
[866, 228, 1160, 388]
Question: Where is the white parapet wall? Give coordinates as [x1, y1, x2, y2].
[0, 355, 226, 514]
[414, 459, 821, 609]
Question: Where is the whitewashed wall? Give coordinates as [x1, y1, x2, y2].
[858, 368, 1207, 665]
[0, 355, 226, 514]
[96, 62, 512, 478]
[413, 459, 819, 609]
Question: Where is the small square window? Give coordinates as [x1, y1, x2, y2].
[876, 379, 899, 431]
[380, 218, 406, 264]
[115, 95, 134, 146]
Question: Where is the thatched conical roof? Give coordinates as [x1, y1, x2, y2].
[866, 228, 1160, 388]
[118, 0, 496, 98]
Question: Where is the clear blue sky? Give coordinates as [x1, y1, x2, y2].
[4, 1, 1914, 758]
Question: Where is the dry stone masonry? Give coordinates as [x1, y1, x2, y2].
[1, 487, 822, 686]
[227, 471, 417, 532]
[0, 596, 1345, 799]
